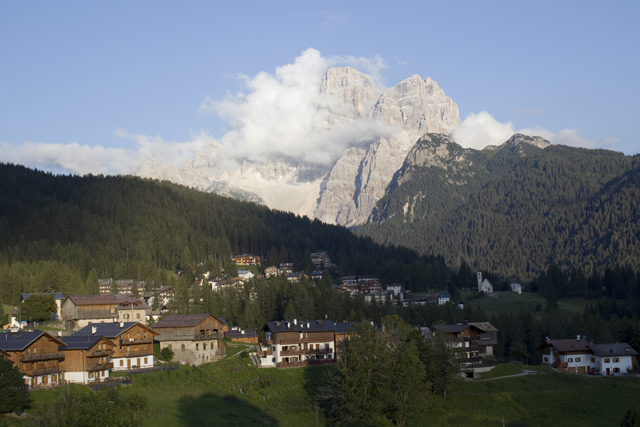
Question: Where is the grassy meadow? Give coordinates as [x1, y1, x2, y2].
[17, 345, 640, 427]
[466, 292, 593, 316]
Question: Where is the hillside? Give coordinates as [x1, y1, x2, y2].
[358, 135, 640, 280]
[0, 163, 447, 304]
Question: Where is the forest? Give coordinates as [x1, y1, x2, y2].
[358, 138, 640, 281]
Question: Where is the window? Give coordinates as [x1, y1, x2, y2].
[144, 357, 148, 364]
[89, 372, 94, 378]
[168, 344, 172, 351]
[575, 357, 581, 362]
[181, 344, 185, 351]
[568, 358, 573, 363]
[613, 368, 620, 373]
[203, 343, 207, 350]
[613, 357, 620, 363]
[196, 344, 199, 351]
[124, 314, 129, 319]
[120, 360, 124, 366]
[604, 358, 610, 363]
[591, 358, 595, 362]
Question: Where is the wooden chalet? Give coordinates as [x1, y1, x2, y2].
[434, 322, 499, 377]
[61, 295, 119, 330]
[153, 314, 226, 366]
[0, 330, 66, 389]
[59, 334, 116, 384]
[233, 253, 262, 265]
[72, 322, 157, 371]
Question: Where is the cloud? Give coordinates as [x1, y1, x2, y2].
[200, 48, 390, 167]
[320, 11, 349, 25]
[394, 57, 409, 66]
[0, 131, 214, 176]
[450, 111, 617, 151]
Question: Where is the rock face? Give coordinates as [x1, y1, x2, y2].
[137, 68, 461, 226]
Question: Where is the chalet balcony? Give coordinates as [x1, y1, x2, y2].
[87, 363, 114, 372]
[20, 352, 64, 362]
[194, 332, 224, 340]
[281, 349, 306, 356]
[119, 338, 154, 345]
[306, 348, 332, 355]
[122, 350, 150, 358]
[279, 338, 333, 345]
[257, 350, 273, 358]
[264, 340, 273, 345]
[89, 349, 114, 358]
[307, 358, 337, 366]
[26, 367, 60, 376]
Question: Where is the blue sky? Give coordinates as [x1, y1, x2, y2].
[1, 0, 638, 175]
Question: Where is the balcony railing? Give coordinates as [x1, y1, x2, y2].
[87, 363, 114, 372]
[89, 349, 114, 358]
[26, 367, 60, 376]
[306, 348, 332, 355]
[122, 350, 150, 358]
[257, 350, 273, 358]
[264, 340, 273, 345]
[119, 338, 154, 345]
[194, 333, 224, 341]
[20, 352, 64, 362]
[281, 349, 306, 356]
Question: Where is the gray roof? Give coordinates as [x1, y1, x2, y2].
[589, 343, 639, 357]
[66, 294, 119, 306]
[0, 330, 64, 351]
[60, 335, 113, 350]
[73, 322, 138, 338]
[225, 329, 258, 339]
[470, 322, 498, 333]
[153, 314, 214, 328]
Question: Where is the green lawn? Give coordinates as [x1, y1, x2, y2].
[467, 292, 595, 316]
[17, 344, 640, 427]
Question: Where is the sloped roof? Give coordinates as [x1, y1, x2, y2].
[66, 295, 119, 306]
[73, 322, 140, 338]
[60, 335, 115, 350]
[589, 343, 639, 357]
[0, 330, 65, 351]
[263, 320, 361, 334]
[225, 329, 258, 339]
[153, 314, 215, 328]
[542, 339, 591, 353]
[470, 322, 498, 333]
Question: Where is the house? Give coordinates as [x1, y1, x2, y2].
[225, 327, 258, 344]
[589, 343, 638, 375]
[73, 322, 157, 371]
[433, 322, 499, 376]
[61, 295, 119, 330]
[98, 279, 147, 295]
[152, 314, 226, 366]
[264, 266, 279, 277]
[233, 253, 262, 265]
[257, 319, 355, 368]
[341, 276, 357, 285]
[438, 293, 451, 305]
[59, 334, 116, 384]
[310, 270, 324, 280]
[539, 338, 638, 375]
[387, 283, 402, 297]
[469, 322, 498, 356]
[20, 293, 66, 320]
[0, 330, 66, 389]
[279, 263, 294, 274]
[115, 295, 152, 325]
[237, 269, 255, 280]
[360, 279, 382, 294]
[310, 252, 332, 267]
[287, 272, 305, 282]
[477, 272, 494, 293]
[510, 283, 522, 294]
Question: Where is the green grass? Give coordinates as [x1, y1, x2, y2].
[17, 344, 640, 427]
[479, 363, 523, 379]
[467, 292, 595, 316]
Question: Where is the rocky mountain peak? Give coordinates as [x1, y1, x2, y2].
[505, 133, 551, 149]
[320, 67, 378, 123]
[370, 74, 460, 135]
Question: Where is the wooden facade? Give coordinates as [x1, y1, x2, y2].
[153, 314, 226, 366]
[60, 336, 116, 384]
[61, 295, 119, 329]
[0, 330, 66, 389]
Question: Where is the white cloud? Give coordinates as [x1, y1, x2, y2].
[200, 48, 390, 167]
[451, 111, 617, 150]
[0, 131, 214, 176]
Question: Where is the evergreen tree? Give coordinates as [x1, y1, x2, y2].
[0, 354, 29, 413]
[86, 268, 100, 295]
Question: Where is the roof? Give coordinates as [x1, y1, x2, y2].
[153, 314, 217, 328]
[589, 343, 639, 357]
[0, 330, 65, 351]
[73, 322, 140, 338]
[225, 329, 258, 339]
[60, 335, 115, 350]
[541, 339, 591, 353]
[115, 295, 151, 310]
[217, 317, 228, 325]
[470, 322, 498, 333]
[66, 295, 119, 306]
[434, 324, 470, 333]
[21, 292, 65, 300]
[263, 320, 360, 334]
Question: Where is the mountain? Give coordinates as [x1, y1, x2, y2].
[357, 134, 640, 279]
[137, 68, 460, 227]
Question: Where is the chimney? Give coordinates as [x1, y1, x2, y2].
[120, 322, 124, 328]
[241, 330, 245, 335]
[293, 319, 297, 325]
[577, 335, 580, 341]
[307, 322, 310, 328]
[92, 326, 97, 335]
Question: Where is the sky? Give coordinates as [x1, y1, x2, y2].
[1, 0, 638, 175]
